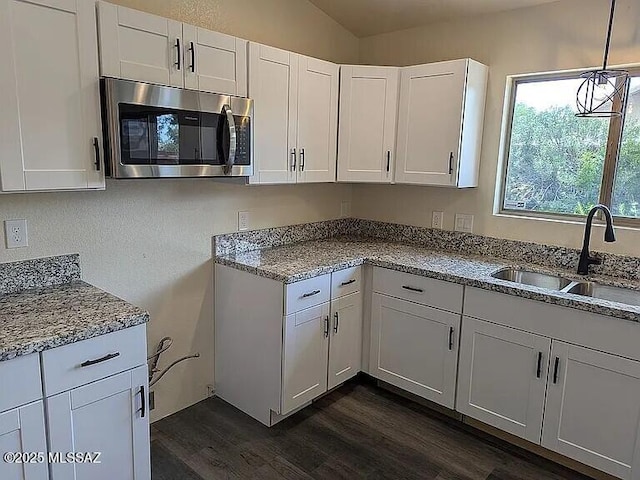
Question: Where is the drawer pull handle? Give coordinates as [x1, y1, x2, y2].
[536, 352, 543, 379]
[340, 279, 356, 287]
[552, 357, 560, 384]
[402, 285, 424, 293]
[80, 352, 120, 368]
[301, 290, 321, 298]
[139, 385, 146, 418]
[448, 327, 454, 350]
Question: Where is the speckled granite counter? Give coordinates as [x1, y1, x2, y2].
[215, 229, 640, 323]
[0, 255, 149, 361]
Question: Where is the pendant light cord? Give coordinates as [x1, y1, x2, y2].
[602, 0, 617, 70]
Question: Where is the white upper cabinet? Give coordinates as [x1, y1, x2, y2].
[249, 42, 338, 185]
[97, 1, 247, 96]
[337, 66, 399, 183]
[248, 43, 298, 184]
[296, 56, 338, 183]
[97, 2, 182, 88]
[395, 59, 488, 187]
[0, 0, 104, 192]
[182, 25, 247, 96]
[542, 342, 640, 480]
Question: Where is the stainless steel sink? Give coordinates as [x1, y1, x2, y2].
[491, 268, 573, 290]
[565, 282, 640, 306]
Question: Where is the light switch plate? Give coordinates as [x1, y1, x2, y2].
[238, 211, 249, 231]
[5, 219, 28, 248]
[432, 211, 444, 230]
[454, 214, 474, 233]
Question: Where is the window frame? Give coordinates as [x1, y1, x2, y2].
[496, 67, 640, 227]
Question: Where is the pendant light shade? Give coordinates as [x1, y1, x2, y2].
[576, 0, 628, 118]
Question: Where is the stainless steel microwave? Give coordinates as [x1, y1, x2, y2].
[101, 78, 253, 179]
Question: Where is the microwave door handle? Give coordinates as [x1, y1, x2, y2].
[222, 105, 237, 174]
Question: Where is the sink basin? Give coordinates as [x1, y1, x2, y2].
[491, 268, 573, 290]
[565, 282, 640, 306]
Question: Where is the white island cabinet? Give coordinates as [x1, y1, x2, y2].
[0, 0, 104, 192]
[215, 265, 361, 425]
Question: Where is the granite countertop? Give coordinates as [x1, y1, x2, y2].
[0, 280, 149, 361]
[216, 237, 640, 323]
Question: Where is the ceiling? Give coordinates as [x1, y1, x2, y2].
[308, 0, 562, 37]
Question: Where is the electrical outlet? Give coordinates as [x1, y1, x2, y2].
[432, 211, 444, 230]
[206, 384, 215, 397]
[5, 219, 28, 248]
[340, 201, 351, 218]
[238, 211, 249, 231]
[454, 214, 474, 233]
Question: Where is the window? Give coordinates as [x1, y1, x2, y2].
[499, 71, 640, 224]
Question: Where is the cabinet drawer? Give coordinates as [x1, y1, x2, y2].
[41, 325, 147, 397]
[0, 354, 42, 413]
[331, 266, 361, 298]
[373, 267, 463, 313]
[285, 274, 331, 315]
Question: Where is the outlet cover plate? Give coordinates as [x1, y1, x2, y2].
[432, 211, 444, 230]
[238, 211, 249, 231]
[5, 219, 28, 248]
[454, 214, 474, 233]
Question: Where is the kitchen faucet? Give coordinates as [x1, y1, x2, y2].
[577, 204, 616, 275]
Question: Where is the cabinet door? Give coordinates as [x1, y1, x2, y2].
[182, 25, 247, 96]
[282, 303, 330, 415]
[328, 292, 363, 390]
[248, 43, 297, 184]
[337, 66, 399, 183]
[0, 0, 104, 191]
[47, 366, 150, 480]
[542, 342, 640, 480]
[97, 1, 183, 88]
[395, 60, 467, 186]
[0, 401, 48, 480]
[370, 293, 460, 408]
[456, 317, 551, 444]
[296, 56, 338, 183]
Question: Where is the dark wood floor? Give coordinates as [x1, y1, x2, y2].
[150, 380, 593, 480]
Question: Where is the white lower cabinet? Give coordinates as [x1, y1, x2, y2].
[0, 401, 48, 480]
[328, 292, 363, 390]
[281, 283, 363, 415]
[370, 292, 460, 408]
[456, 317, 551, 443]
[282, 303, 330, 414]
[46, 365, 150, 480]
[542, 342, 640, 480]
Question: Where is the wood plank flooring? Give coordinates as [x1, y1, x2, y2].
[151, 380, 593, 480]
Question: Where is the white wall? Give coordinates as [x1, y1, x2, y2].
[356, 0, 640, 257]
[0, 0, 358, 422]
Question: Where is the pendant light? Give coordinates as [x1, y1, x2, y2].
[576, 0, 628, 118]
